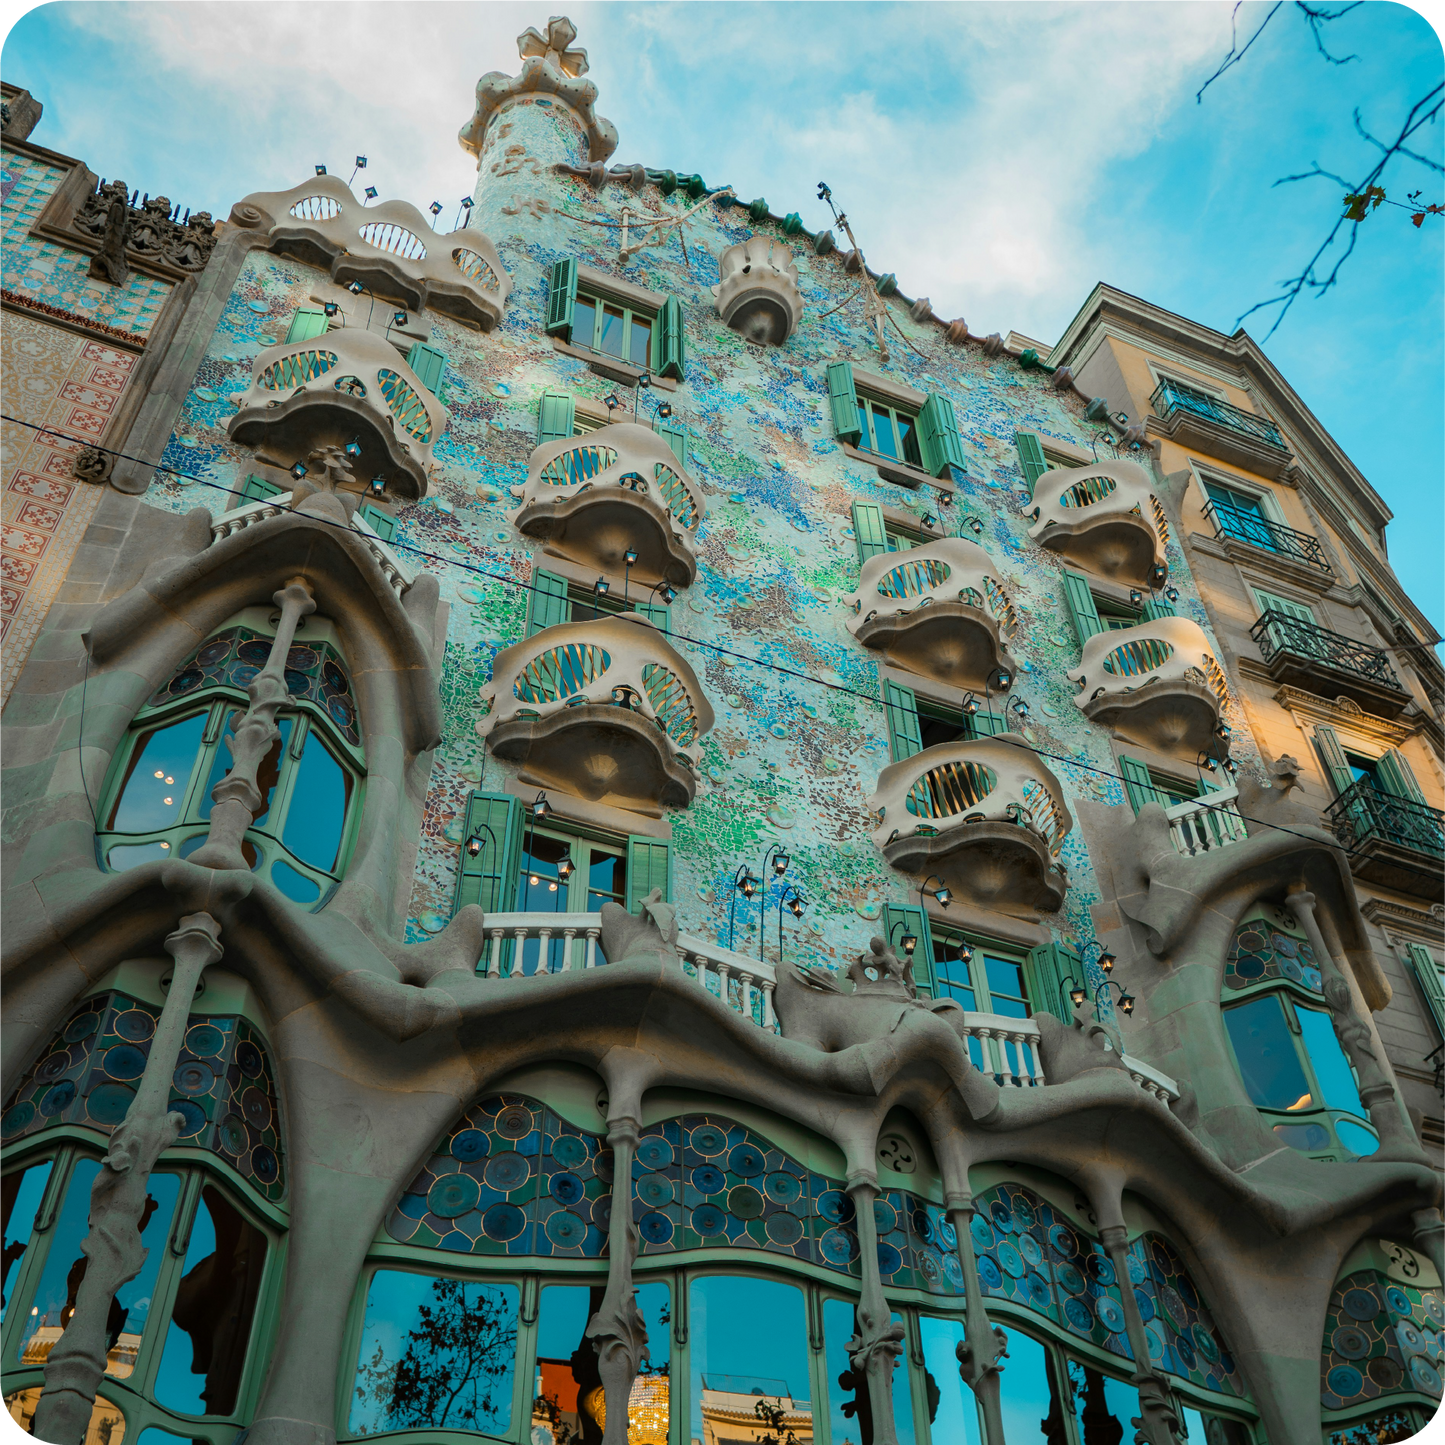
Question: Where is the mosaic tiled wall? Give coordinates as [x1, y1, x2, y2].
[134, 101, 1265, 980]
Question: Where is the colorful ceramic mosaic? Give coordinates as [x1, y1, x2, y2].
[1224, 917, 1323, 994]
[386, 1093, 609, 1258]
[0, 991, 286, 1202]
[1319, 1266, 1444, 1412]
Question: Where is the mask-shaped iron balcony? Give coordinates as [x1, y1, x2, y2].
[228, 329, 448, 502]
[868, 735, 1072, 914]
[1068, 615, 1230, 758]
[511, 422, 707, 588]
[477, 613, 715, 814]
[229, 175, 511, 330]
[711, 235, 803, 346]
[844, 537, 1019, 694]
[1025, 458, 1169, 588]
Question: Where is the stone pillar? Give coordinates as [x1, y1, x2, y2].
[33, 913, 223, 1445]
[1413, 1208, 1445, 1280]
[1097, 1225, 1183, 1445]
[845, 1173, 904, 1445]
[944, 1191, 1007, 1445]
[1286, 891, 1424, 1162]
[189, 578, 316, 871]
[585, 1115, 648, 1445]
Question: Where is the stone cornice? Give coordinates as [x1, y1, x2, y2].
[1360, 896, 1445, 940]
[1270, 684, 1420, 746]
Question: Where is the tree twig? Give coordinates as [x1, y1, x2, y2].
[1196, 1, 1284, 103]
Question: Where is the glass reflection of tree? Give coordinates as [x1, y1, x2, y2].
[754, 1397, 805, 1445]
[352, 1278, 517, 1431]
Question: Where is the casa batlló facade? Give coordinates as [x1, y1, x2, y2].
[1, 21, 1443, 1445]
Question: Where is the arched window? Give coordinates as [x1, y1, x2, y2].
[1220, 905, 1379, 1160]
[97, 608, 364, 909]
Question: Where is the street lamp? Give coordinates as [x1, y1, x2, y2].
[778, 886, 807, 965]
[729, 864, 762, 951]
[889, 918, 919, 958]
[920, 874, 952, 910]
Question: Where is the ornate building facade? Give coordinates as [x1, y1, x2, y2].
[1, 22, 1442, 1445]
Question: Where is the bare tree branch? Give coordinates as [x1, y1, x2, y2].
[1197, 1, 1284, 103]
[1297, 1, 1364, 63]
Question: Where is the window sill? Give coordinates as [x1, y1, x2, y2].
[841, 441, 952, 493]
[551, 337, 678, 391]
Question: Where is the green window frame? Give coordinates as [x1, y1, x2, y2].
[571, 289, 657, 370]
[929, 929, 1033, 1019]
[1406, 941, 1445, 1042]
[1096, 595, 1143, 632]
[1015, 431, 1049, 497]
[356, 502, 396, 542]
[96, 616, 365, 910]
[240, 474, 283, 507]
[1251, 587, 1316, 625]
[1061, 570, 1104, 645]
[404, 341, 447, 395]
[284, 306, 330, 344]
[854, 391, 924, 470]
[1119, 755, 1203, 813]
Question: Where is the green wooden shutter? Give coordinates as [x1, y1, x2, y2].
[1120, 755, 1165, 813]
[453, 792, 524, 917]
[546, 257, 578, 337]
[528, 568, 572, 636]
[1062, 571, 1104, 645]
[969, 709, 1011, 738]
[285, 306, 330, 344]
[358, 503, 396, 541]
[851, 501, 889, 565]
[627, 836, 672, 911]
[883, 903, 936, 996]
[917, 394, 966, 478]
[1312, 725, 1355, 797]
[657, 296, 686, 380]
[826, 362, 862, 444]
[1252, 588, 1316, 625]
[1024, 941, 1082, 1022]
[1406, 943, 1445, 1041]
[1015, 432, 1049, 497]
[241, 474, 282, 505]
[633, 602, 670, 633]
[538, 390, 576, 444]
[883, 679, 923, 762]
[1141, 597, 1177, 621]
[1378, 749, 1427, 804]
[655, 419, 688, 467]
[405, 342, 446, 394]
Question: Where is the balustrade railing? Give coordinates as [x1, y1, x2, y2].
[1164, 785, 1249, 857]
[1151, 379, 1286, 450]
[1250, 610, 1403, 691]
[1326, 779, 1445, 860]
[1201, 499, 1330, 572]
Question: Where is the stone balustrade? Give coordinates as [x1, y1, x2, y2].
[1165, 785, 1249, 857]
[1025, 457, 1169, 588]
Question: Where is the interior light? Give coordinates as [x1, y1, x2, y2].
[344, 438, 362, 459]
[530, 874, 540, 886]
[154, 770, 164, 779]
[163, 796, 173, 806]
[165, 776, 174, 785]
[548, 881, 558, 892]
[466, 835, 484, 858]
[159, 841, 170, 850]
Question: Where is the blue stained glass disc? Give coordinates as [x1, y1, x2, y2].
[765, 1171, 801, 1205]
[692, 1204, 727, 1236]
[104, 1045, 147, 1081]
[638, 1211, 673, 1245]
[817, 1190, 853, 1224]
[1057, 1263, 1086, 1296]
[971, 1216, 994, 1251]
[942, 1253, 963, 1288]
[550, 1172, 584, 1205]
[997, 1241, 1025, 1278]
[1018, 1233, 1043, 1269]
[485, 1151, 530, 1190]
[876, 1243, 903, 1276]
[911, 1208, 934, 1244]
[1064, 1297, 1093, 1332]
[691, 1124, 728, 1155]
[1, 1103, 35, 1138]
[693, 1164, 726, 1195]
[820, 1227, 858, 1265]
[989, 1200, 1014, 1232]
[452, 1129, 489, 1162]
[429, 1173, 480, 1218]
[1343, 1288, 1381, 1322]
[636, 1173, 673, 1208]
[729, 1143, 766, 1177]
[64, 1012, 100, 1042]
[1048, 1222, 1078, 1258]
[547, 1209, 588, 1247]
[978, 1254, 1003, 1290]
[252, 1146, 279, 1184]
[1088, 1253, 1116, 1286]
[767, 1212, 804, 1246]
[482, 1202, 526, 1241]
[1134, 1288, 1155, 1322]
[1387, 1286, 1412, 1317]
[1409, 1356, 1441, 1393]
[170, 1098, 207, 1136]
[86, 1082, 132, 1124]
[552, 1133, 588, 1168]
[1175, 1332, 1196, 1368]
[185, 1024, 226, 1057]
[1096, 1295, 1126, 1333]
[636, 1136, 673, 1170]
[1024, 1272, 1050, 1309]
[40, 1081, 76, 1115]
[1192, 1323, 1220, 1362]
[1326, 1365, 1364, 1399]
[114, 1010, 155, 1042]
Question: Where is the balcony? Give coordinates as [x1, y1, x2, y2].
[229, 175, 511, 330]
[868, 735, 1072, 914]
[1250, 609, 1411, 717]
[228, 329, 448, 501]
[844, 538, 1019, 693]
[1327, 779, 1445, 901]
[1149, 379, 1293, 479]
[1067, 615, 1229, 757]
[1202, 499, 1332, 577]
[512, 423, 706, 588]
[477, 613, 714, 813]
[1163, 785, 1249, 858]
[1025, 458, 1169, 588]
[712, 235, 803, 346]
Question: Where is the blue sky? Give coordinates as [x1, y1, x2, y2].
[4, 1, 1441, 633]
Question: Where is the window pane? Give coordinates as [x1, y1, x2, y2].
[1296, 1007, 1365, 1117]
[1, 1161, 53, 1321]
[574, 296, 597, 350]
[689, 1275, 812, 1445]
[1066, 1359, 1140, 1440]
[629, 317, 652, 368]
[109, 713, 208, 831]
[824, 1298, 913, 1445]
[898, 413, 922, 469]
[6, 1387, 125, 1445]
[983, 955, 1029, 1017]
[871, 403, 898, 459]
[350, 1271, 518, 1435]
[996, 1327, 1070, 1442]
[516, 834, 572, 973]
[16, 1160, 178, 1379]
[933, 937, 977, 1012]
[250, 718, 291, 831]
[270, 860, 322, 904]
[196, 707, 240, 820]
[856, 402, 871, 448]
[532, 1281, 670, 1444]
[153, 1184, 267, 1416]
[599, 304, 626, 357]
[280, 729, 352, 872]
[1223, 996, 1314, 1110]
[919, 1316, 983, 1445]
[587, 848, 626, 911]
[917, 710, 966, 750]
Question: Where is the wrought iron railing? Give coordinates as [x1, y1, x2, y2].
[1326, 779, 1445, 860]
[1151, 379, 1286, 450]
[1201, 499, 1330, 572]
[1251, 610, 1403, 691]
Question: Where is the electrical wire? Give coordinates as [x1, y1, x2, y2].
[3, 413, 1362, 852]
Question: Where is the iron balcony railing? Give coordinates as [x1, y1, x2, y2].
[1327, 778, 1445, 860]
[1151, 378, 1286, 450]
[1201, 499, 1331, 573]
[1251, 609, 1403, 691]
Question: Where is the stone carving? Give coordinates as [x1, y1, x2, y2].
[711, 235, 803, 345]
[74, 181, 217, 277]
[846, 1176, 906, 1445]
[1033, 1001, 1131, 1086]
[82, 180, 132, 286]
[946, 1193, 1009, 1440]
[71, 446, 114, 485]
[1025, 456, 1169, 587]
[459, 16, 619, 165]
[599, 889, 681, 967]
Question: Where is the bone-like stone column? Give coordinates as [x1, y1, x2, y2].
[189, 577, 316, 870]
[1413, 1208, 1445, 1280]
[845, 1172, 905, 1445]
[1098, 1224, 1183, 1445]
[944, 1190, 1008, 1445]
[32, 913, 223, 1445]
[585, 1115, 649, 1445]
[1286, 890, 1423, 1161]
